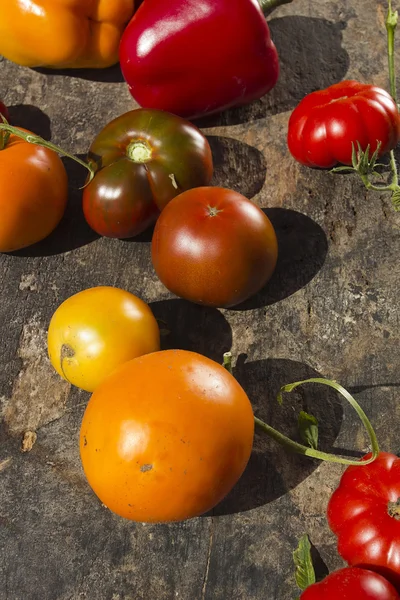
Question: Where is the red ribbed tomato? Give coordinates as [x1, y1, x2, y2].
[288, 81, 400, 168]
[327, 452, 400, 589]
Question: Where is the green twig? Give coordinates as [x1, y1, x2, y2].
[0, 123, 94, 183]
[258, 0, 293, 16]
[386, 0, 398, 103]
[255, 378, 380, 466]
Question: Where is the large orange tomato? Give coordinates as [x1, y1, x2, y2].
[79, 349, 254, 522]
[0, 128, 68, 252]
[48, 286, 160, 392]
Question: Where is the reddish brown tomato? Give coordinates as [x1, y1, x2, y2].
[300, 568, 400, 600]
[151, 187, 278, 308]
[82, 108, 213, 238]
[288, 80, 400, 168]
[79, 349, 254, 523]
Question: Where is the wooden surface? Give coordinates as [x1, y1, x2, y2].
[1, 1, 400, 599]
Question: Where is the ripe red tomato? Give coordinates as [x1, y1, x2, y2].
[151, 187, 278, 308]
[327, 452, 400, 589]
[79, 349, 254, 522]
[300, 567, 399, 600]
[287, 80, 400, 168]
[83, 108, 213, 239]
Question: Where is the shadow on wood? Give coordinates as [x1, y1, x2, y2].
[150, 299, 233, 364]
[207, 136, 267, 199]
[231, 208, 328, 310]
[7, 104, 52, 140]
[209, 356, 343, 516]
[194, 17, 349, 128]
[32, 63, 125, 83]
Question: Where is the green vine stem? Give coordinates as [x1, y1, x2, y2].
[258, 0, 293, 17]
[0, 122, 94, 183]
[223, 351, 233, 374]
[223, 352, 379, 467]
[387, 0, 398, 104]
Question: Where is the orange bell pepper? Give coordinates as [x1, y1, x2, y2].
[0, 1, 135, 69]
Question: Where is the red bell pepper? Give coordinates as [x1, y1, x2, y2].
[119, 0, 292, 119]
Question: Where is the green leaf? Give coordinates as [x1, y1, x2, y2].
[293, 535, 316, 591]
[369, 141, 382, 167]
[298, 411, 318, 449]
[391, 188, 400, 210]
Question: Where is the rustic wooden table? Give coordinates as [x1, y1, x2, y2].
[1, 1, 400, 598]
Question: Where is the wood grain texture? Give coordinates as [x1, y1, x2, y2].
[1, 1, 400, 598]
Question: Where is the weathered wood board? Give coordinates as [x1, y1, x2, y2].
[1, 1, 400, 598]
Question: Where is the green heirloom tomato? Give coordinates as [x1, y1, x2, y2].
[82, 109, 213, 238]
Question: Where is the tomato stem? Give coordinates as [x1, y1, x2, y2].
[0, 123, 94, 183]
[386, 0, 398, 104]
[223, 351, 233, 374]
[0, 114, 11, 150]
[126, 139, 152, 163]
[222, 355, 380, 467]
[258, 0, 293, 16]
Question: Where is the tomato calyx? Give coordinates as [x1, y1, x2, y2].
[207, 205, 223, 217]
[126, 139, 152, 163]
[223, 352, 380, 467]
[388, 497, 400, 520]
[60, 343, 75, 381]
[332, 141, 400, 211]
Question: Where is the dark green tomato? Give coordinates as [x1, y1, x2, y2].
[82, 109, 213, 238]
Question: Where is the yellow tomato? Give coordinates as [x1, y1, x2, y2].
[48, 286, 160, 392]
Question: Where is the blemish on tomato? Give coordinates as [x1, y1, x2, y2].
[140, 463, 153, 472]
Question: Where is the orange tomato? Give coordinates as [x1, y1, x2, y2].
[48, 286, 160, 392]
[0, 130, 68, 252]
[80, 349, 254, 522]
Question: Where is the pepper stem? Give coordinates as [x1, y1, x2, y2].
[0, 123, 94, 183]
[222, 355, 379, 467]
[258, 0, 293, 16]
